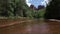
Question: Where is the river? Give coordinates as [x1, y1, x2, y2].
[0, 19, 60, 34]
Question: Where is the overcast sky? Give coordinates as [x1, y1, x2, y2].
[26, 0, 49, 8]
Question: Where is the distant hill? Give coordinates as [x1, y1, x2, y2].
[30, 4, 45, 10]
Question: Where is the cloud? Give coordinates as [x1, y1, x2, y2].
[41, 0, 49, 7]
[26, 0, 31, 7]
[26, 0, 49, 7]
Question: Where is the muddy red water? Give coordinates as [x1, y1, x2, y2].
[0, 19, 60, 34]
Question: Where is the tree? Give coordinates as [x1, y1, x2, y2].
[44, 0, 60, 19]
[0, 0, 8, 17]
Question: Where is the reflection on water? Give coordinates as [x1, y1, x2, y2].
[0, 19, 60, 34]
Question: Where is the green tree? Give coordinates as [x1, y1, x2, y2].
[0, 0, 8, 17]
[44, 0, 60, 19]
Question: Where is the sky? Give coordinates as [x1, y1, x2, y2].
[26, 0, 49, 8]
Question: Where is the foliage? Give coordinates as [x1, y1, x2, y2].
[0, 0, 45, 19]
[44, 0, 60, 19]
[0, 0, 8, 17]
